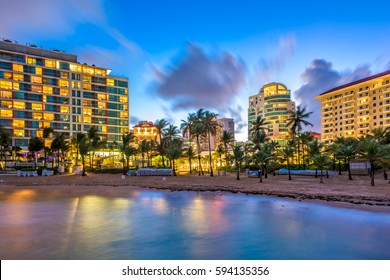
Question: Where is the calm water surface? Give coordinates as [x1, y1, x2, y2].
[0, 188, 390, 260]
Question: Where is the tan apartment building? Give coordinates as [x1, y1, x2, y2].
[248, 82, 295, 143]
[315, 70, 390, 144]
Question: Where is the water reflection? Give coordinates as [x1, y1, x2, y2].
[0, 189, 389, 260]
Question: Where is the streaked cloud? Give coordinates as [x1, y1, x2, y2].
[253, 34, 296, 85]
[152, 43, 247, 112]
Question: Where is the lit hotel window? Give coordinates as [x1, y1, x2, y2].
[43, 86, 52, 94]
[36, 67, 42, 75]
[60, 89, 69, 96]
[13, 73, 23, 81]
[83, 108, 92, 115]
[107, 79, 114, 86]
[59, 80, 69, 87]
[31, 76, 42, 84]
[12, 64, 23, 72]
[0, 81, 13, 89]
[13, 120, 24, 128]
[32, 103, 43, 111]
[84, 116, 91, 123]
[43, 113, 54, 120]
[0, 90, 12, 98]
[33, 112, 42, 120]
[1, 100, 12, 108]
[0, 109, 13, 118]
[45, 59, 56, 68]
[14, 130, 24, 137]
[13, 101, 25, 109]
[27, 57, 36, 65]
[60, 106, 69, 113]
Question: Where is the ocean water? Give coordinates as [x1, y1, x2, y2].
[0, 188, 389, 260]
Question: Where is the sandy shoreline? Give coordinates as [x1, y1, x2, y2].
[1, 172, 390, 213]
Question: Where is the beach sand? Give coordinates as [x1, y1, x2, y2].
[1, 172, 390, 212]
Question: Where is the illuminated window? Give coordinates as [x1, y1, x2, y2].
[97, 94, 107, 100]
[32, 103, 43, 111]
[95, 69, 104, 76]
[32, 85, 42, 93]
[120, 96, 128, 103]
[82, 66, 94, 74]
[36, 67, 42, 75]
[42, 95, 47, 102]
[13, 73, 23, 81]
[1, 100, 12, 108]
[31, 76, 42, 83]
[60, 89, 69, 96]
[123, 104, 128, 110]
[83, 100, 92, 107]
[12, 64, 23, 72]
[0, 81, 12, 89]
[37, 130, 43, 138]
[0, 109, 13, 118]
[0, 90, 12, 98]
[98, 102, 106, 109]
[83, 75, 92, 82]
[45, 59, 56, 68]
[83, 83, 91, 90]
[44, 122, 50, 128]
[84, 116, 91, 123]
[120, 111, 128, 118]
[70, 63, 82, 72]
[14, 130, 24, 137]
[13, 120, 25, 128]
[43, 86, 52, 94]
[102, 126, 107, 133]
[13, 101, 25, 109]
[27, 57, 36, 65]
[60, 106, 69, 113]
[83, 108, 92, 115]
[33, 112, 43, 120]
[71, 81, 80, 89]
[13, 82, 19, 90]
[107, 79, 114, 86]
[60, 72, 69, 79]
[43, 113, 54, 120]
[3, 72, 12, 79]
[59, 80, 69, 87]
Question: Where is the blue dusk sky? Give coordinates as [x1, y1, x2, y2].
[1, 0, 390, 140]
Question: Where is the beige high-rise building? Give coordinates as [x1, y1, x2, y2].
[248, 82, 295, 143]
[315, 70, 390, 144]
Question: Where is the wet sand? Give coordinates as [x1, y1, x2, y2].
[1, 172, 390, 212]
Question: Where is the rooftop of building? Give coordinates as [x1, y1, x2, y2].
[318, 69, 390, 96]
[133, 121, 156, 128]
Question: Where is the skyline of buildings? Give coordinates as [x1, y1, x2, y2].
[0, 39, 129, 150]
[3, 39, 390, 152]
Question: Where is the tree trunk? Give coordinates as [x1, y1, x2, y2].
[371, 162, 375, 186]
[320, 169, 323, 183]
[288, 162, 291, 180]
[81, 155, 86, 176]
[348, 159, 353, 180]
[236, 166, 240, 180]
[338, 160, 342, 175]
[173, 159, 176, 176]
[189, 157, 192, 174]
[208, 132, 213, 177]
[259, 168, 263, 183]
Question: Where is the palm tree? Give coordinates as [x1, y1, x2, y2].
[121, 132, 135, 174]
[249, 115, 268, 138]
[155, 119, 169, 167]
[28, 137, 44, 170]
[184, 146, 196, 174]
[338, 144, 358, 180]
[165, 139, 183, 176]
[299, 131, 314, 170]
[278, 142, 295, 180]
[87, 126, 100, 170]
[214, 144, 224, 169]
[138, 140, 150, 167]
[11, 145, 22, 166]
[79, 138, 90, 176]
[51, 132, 68, 168]
[308, 139, 324, 178]
[287, 105, 313, 168]
[0, 129, 11, 170]
[253, 150, 273, 182]
[232, 144, 244, 180]
[42, 127, 54, 168]
[312, 154, 332, 183]
[124, 145, 137, 173]
[366, 127, 390, 144]
[358, 139, 390, 186]
[71, 132, 86, 166]
[201, 110, 220, 177]
[220, 130, 234, 168]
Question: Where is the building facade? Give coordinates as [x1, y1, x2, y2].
[248, 82, 295, 142]
[0, 39, 129, 150]
[133, 121, 158, 143]
[315, 70, 390, 144]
